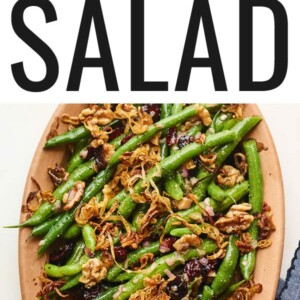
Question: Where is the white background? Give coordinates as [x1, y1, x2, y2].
[0, 0, 300, 299]
[0, 104, 300, 299]
[0, 0, 299, 102]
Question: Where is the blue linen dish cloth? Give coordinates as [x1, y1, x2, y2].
[276, 241, 300, 299]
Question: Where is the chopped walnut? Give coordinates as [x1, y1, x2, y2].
[197, 105, 212, 126]
[80, 258, 107, 288]
[214, 203, 254, 233]
[63, 181, 85, 211]
[48, 164, 69, 187]
[173, 234, 201, 252]
[217, 165, 244, 188]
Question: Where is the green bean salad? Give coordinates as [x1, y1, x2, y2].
[10, 104, 275, 300]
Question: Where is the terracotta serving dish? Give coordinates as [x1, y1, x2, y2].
[18, 104, 284, 300]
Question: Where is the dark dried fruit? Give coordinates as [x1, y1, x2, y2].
[109, 127, 125, 141]
[166, 127, 177, 147]
[184, 258, 217, 282]
[86, 145, 107, 169]
[114, 246, 127, 262]
[160, 236, 177, 253]
[177, 135, 193, 149]
[121, 133, 135, 145]
[49, 242, 75, 266]
[166, 275, 188, 300]
[141, 104, 161, 122]
[82, 283, 102, 300]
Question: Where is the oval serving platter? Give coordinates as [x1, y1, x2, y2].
[18, 104, 284, 300]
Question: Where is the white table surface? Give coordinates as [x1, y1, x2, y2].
[0, 104, 299, 299]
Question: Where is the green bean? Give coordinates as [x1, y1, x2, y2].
[204, 104, 223, 113]
[211, 111, 233, 134]
[165, 180, 249, 233]
[170, 227, 194, 237]
[5, 201, 56, 228]
[108, 104, 203, 168]
[45, 255, 89, 278]
[160, 104, 172, 160]
[165, 176, 184, 200]
[187, 123, 205, 136]
[207, 181, 228, 202]
[45, 126, 91, 149]
[9, 160, 95, 228]
[132, 204, 149, 231]
[81, 167, 116, 203]
[82, 223, 96, 253]
[66, 240, 85, 265]
[116, 239, 217, 300]
[211, 235, 239, 296]
[54, 160, 96, 200]
[67, 140, 89, 173]
[218, 280, 246, 300]
[106, 242, 160, 281]
[59, 273, 82, 292]
[38, 168, 114, 255]
[164, 104, 184, 200]
[223, 118, 240, 131]
[240, 139, 263, 280]
[202, 285, 214, 300]
[192, 117, 261, 201]
[111, 271, 135, 283]
[211, 180, 249, 212]
[92, 286, 119, 300]
[117, 130, 237, 218]
[44, 119, 120, 148]
[31, 216, 61, 236]
[7, 159, 98, 229]
[62, 223, 82, 240]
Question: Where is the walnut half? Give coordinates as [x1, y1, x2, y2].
[173, 234, 201, 252]
[214, 203, 254, 233]
[63, 181, 85, 211]
[79, 258, 107, 288]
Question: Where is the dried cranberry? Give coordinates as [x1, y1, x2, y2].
[141, 104, 161, 122]
[109, 127, 124, 141]
[177, 135, 193, 149]
[166, 275, 188, 300]
[160, 236, 177, 253]
[184, 258, 217, 282]
[121, 133, 135, 145]
[81, 283, 103, 300]
[114, 246, 127, 262]
[166, 127, 177, 146]
[49, 242, 75, 266]
[86, 145, 107, 169]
